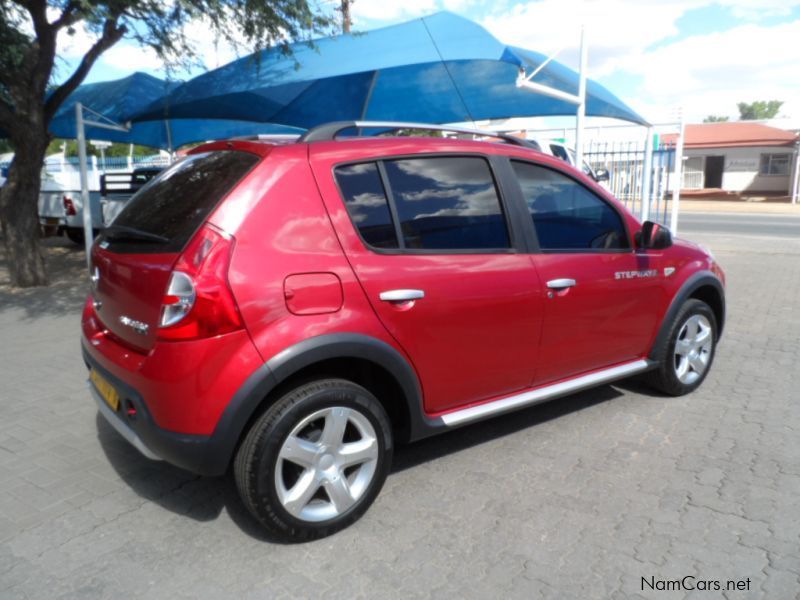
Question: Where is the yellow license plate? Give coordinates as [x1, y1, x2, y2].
[90, 369, 120, 412]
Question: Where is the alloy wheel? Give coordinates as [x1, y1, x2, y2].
[275, 406, 379, 522]
[673, 314, 713, 385]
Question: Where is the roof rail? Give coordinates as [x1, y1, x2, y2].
[298, 121, 541, 151]
[228, 133, 302, 142]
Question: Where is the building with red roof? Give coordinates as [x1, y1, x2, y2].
[664, 122, 799, 196]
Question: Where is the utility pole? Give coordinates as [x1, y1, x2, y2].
[341, 0, 353, 33]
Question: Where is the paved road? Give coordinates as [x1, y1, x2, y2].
[679, 211, 800, 239]
[1, 233, 799, 599]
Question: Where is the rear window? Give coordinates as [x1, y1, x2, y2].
[104, 150, 259, 252]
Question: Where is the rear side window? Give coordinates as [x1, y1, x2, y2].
[382, 157, 510, 250]
[335, 163, 399, 249]
[512, 161, 629, 251]
[107, 151, 259, 252]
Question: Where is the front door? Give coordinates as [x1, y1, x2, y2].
[704, 155, 725, 188]
[509, 159, 665, 384]
[312, 152, 545, 414]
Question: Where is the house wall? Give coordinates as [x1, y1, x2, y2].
[683, 146, 794, 193]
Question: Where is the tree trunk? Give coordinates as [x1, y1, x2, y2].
[0, 127, 50, 287]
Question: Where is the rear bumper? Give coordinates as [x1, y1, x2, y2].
[90, 381, 161, 461]
[83, 344, 228, 475]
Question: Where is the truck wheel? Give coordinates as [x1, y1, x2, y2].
[234, 379, 393, 542]
[647, 299, 717, 396]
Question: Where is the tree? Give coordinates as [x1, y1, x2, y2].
[339, 0, 353, 33]
[737, 100, 783, 121]
[703, 115, 729, 123]
[0, 1, 333, 287]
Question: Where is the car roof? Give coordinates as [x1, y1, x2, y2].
[192, 134, 547, 160]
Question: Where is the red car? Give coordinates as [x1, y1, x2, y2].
[82, 122, 725, 541]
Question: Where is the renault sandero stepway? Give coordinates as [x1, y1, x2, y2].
[82, 122, 726, 541]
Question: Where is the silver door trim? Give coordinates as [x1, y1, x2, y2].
[440, 359, 650, 426]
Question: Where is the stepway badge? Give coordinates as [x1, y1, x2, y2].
[615, 269, 658, 280]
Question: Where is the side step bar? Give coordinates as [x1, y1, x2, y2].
[440, 359, 651, 427]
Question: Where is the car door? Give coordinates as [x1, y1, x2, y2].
[509, 159, 665, 384]
[312, 151, 545, 414]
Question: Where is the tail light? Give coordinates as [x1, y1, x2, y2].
[157, 224, 243, 341]
[63, 196, 77, 216]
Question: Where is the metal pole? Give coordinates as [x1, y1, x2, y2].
[575, 26, 587, 168]
[641, 126, 654, 222]
[670, 111, 685, 234]
[792, 143, 800, 205]
[75, 102, 93, 270]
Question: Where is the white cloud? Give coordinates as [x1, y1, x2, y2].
[482, 0, 696, 75]
[614, 19, 800, 121]
[718, 0, 795, 20]
[351, 0, 437, 24]
[100, 43, 165, 72]
[481, 0, 800, 121]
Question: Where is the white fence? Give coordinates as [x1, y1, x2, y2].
[585, 141, 677, 225]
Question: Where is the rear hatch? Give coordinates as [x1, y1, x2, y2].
[90, 150, 260, 352]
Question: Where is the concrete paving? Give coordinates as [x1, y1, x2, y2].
[1, 224, 798, 599]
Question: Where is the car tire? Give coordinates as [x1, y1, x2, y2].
[647, 298, 717, 396]
[65, 227, 84, 245]
[234, 379, 393, 542]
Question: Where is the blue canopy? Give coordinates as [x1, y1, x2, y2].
[132, 12, 647, 128]
[46, 72, 302, 149]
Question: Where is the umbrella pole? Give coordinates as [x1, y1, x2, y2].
[574, 26, 587, 168]
[75, 102, 94, 271]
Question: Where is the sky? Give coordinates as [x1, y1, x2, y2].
[55, 0, 800, 126]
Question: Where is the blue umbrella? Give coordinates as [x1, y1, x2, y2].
[131, 12, 646, 128]
[46, 72, 302, 149]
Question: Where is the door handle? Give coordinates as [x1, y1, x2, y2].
[546, 278, 576, 290]
[379, 289, 425, 302]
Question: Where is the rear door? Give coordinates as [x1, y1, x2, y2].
[312, 151, 544, 415]
[509, 160, 665, 384]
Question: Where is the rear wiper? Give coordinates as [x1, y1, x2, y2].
[103, 225, 169, 244]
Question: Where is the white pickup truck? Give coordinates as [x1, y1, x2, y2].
[30, 156, 164, 243]
[530, 137, 610, 185]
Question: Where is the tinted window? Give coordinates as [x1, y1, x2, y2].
[382, 157, 509, 250]
[108, 151, 259, 252]
[335, 163, 398, 248]
[512, 161, 628, 251]
[549, 144, 570, 162]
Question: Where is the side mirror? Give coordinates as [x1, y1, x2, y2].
[593, 167, 610, 183]
[637, 220, 673, 250]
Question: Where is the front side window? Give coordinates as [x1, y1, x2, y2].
[382, 157, 510, 250]
[759, 153, 790, 176]
[512, 161, 629, 251]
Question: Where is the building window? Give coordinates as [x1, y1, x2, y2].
[759, 153, 790, 176]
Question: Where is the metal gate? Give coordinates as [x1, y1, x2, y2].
[584, 141, 676, 226]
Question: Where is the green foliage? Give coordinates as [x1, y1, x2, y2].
[0, 1, 336, 127]
[737, 100, 783, 120]
[703, 115, 729, 123]
[0, 138, 13, 154]
[44, 139, 157, 158]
